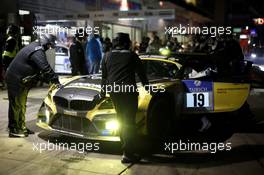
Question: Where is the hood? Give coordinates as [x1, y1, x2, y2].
[65, 74, 102, 89]
[55, 74, 102, 104]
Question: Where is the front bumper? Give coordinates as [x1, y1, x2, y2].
[37, 102, 120, 142]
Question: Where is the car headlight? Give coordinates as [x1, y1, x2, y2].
[38, 104, 52, 124]
[251, 53, 257, 58]
[105, 120, 119, 131]
[45, 108, 50, 119]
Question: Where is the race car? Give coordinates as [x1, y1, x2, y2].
[37, 54, 252, 142]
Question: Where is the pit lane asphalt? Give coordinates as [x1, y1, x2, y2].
[0, 86, 264, 175]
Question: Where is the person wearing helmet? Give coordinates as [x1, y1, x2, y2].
[100, 32, 149, 163]
[5, 33, 60, 138]
[2, 24, 20, 71]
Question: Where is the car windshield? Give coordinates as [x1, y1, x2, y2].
[142, 59, 179, 79]
[55, 46, 68, 56]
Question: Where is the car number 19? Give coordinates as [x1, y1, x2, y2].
[186, 92, 210, 108]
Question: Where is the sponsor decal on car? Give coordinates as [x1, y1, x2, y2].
[63, 109, 78, 116]
[182, 80, 214, 110]
[67, 82, 101, 89]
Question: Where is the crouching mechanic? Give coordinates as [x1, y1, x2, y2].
[100, 33, 149, 163]
[5, 34, 61, 138]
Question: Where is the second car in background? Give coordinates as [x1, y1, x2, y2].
[54, 44, 71, 74]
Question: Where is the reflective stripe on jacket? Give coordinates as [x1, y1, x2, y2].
[2, 36, 19, 58]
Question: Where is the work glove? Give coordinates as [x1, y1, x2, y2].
[50, 77, 62, 89]
[54, 83, 62, 89]
[49, 83, 62, 91]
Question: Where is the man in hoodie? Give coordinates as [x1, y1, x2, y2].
[87, 34, 102, 74]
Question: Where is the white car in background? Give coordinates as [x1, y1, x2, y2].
[55, 44, 71, 74]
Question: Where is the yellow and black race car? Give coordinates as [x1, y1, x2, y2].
[37, 54, 252, 142]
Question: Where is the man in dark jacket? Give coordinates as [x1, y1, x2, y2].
[102, 37, 112, 53]
[101, 33, 149, 163]
[69, 33, 87, 76]
[0, 27, 5, 88]
[5, 34, 60, 137]
[2, 25, 20, 71]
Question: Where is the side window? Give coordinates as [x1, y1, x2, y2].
[182, 60, 217, 79]
[143, 60, 178, 79]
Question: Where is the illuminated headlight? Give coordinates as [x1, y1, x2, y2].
[251, 53, 257, 58]
[159, 48, 170, 56]
[105, 120, 119, 131]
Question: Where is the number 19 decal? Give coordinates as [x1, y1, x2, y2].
[186, 92, 210, 108]
[193, 93, 205, 107]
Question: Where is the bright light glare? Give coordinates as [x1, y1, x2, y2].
[251, 53, 257, 58]
[120, 0, 129, 11]
[19, 10, 30, 15]
[240, 34, 247, 39]
[105, 120, 119, 130]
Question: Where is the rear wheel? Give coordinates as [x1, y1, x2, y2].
[147, 95, 235, 143]
[170, 114, 234, 143]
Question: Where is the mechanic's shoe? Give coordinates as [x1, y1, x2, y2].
[121, 153, 141, 164]
[9, 128, 28, 138]
[23, 128, 35, 135]
[0, 83, 6, 90]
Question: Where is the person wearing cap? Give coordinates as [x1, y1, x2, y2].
[101, 32, 149, 163]
[2, 24, 21, 71]
[5, 34, 61, 137]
